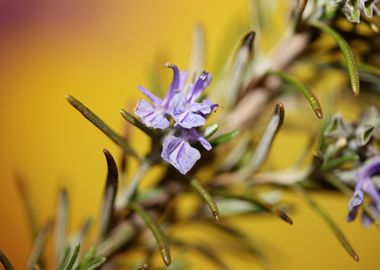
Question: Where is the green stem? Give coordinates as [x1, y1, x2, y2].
[121, 160, 151, 207]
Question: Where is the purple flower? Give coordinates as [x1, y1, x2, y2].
[134, 64, 188, 129]
[161, 128, 212, 174]
[347, 156, 380, 226]
[134, 63, 217, 174]
[171, 71, 216, 129]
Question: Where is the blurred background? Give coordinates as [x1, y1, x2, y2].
[0, 0, 379, 269]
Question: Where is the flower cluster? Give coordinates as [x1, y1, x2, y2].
[347, 156, 380, 226]
[134, 64, 217, 174]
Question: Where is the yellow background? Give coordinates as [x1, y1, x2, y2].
[0, 1, 379, 269]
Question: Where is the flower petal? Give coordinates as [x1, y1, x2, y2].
[137, 85, 162, 106]
[347, 190, 364, 222]
[135, 100, 169, 129]
[176, 112, 206, 129]
[189, 129, 212, 151]
[161, 135, 201, 174]
[188, 71, 212, 102]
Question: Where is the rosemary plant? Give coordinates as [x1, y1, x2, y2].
[2, 1, 380, 269]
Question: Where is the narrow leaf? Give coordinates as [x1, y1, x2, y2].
[14, 175, 38, 238]
[219, 133, 250, 171]
[120, 109, 155, 137]
[203, 123, 219, 139]
[294, 184, 359, 261]
[311, 21, 360, 96]
[188, 24, 205, 79]
[77, 247, 96, 270]
[271, 71, 323, 119]
[56, 188, 69, 267]
[96, 222, 134, 257]
[321, 154, 359, 172]
[66, 95, 141, 161]
[98, 149, 119, 242]
[210, 130, 240, 147]
[190, 178, 220, 221]
[129, 203, 171, 266]
[0, 251, 15, 270]
[223, 31, 256, 108]
[69, 217, 92, 247]
[26, 221, 53, 270]
[208, 222, 269, 270]
[119, 160, 151, 208]
[57, 246, 71, 270]
[63, 244, 80, 270]
[294, 0, 309, 31]
[213, 191, 293, 225]
[172, 239, 230, 270]
[240, 103, 285, 178]
[84, 257, 107, 270]
[77, 247, 106, 270]
[359, 63, 380, 77]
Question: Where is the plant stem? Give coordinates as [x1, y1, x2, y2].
[120, 160, 151, 208]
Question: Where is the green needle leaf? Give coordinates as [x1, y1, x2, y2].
[210, 129, 240, 147]
[63, 244, 80, 270]
[77, 252, 107, 270]
[98, 149, 119, 242]
[120, 109, 155, 137]
[77, 247, 96, 270]
[96, 222, 134, 257]
[26, 221, 53, 270]
[359, 63, 380, 77]
[208, 222, 269, 270]
[214, 191, 293, 225]
[294, 184, 359, 262]
[129, 203, 171, 266]
[203, 123, 219, 139]
[84, 257, 107, 270]
[0, 251, 15, 270]
[188, 24, 205, 79]
[70, 217, 92, 247]
[311, 21, 360, 96]
[14, 175, 38, 238]
[224, 31, 256, 108]
[66, 95, 141, 161]
[56, 188, 69, 267]
[270, 71, 323, 119]
[240, 103, 285, 178]
[321, 154, 359, 172]
[172, 239, 230, 270]
[189, 178, 220, 221]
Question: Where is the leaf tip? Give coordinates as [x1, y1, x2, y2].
[160, 248, 171, 266]
[352, 253, 360, 262]
[213, 210, 220, 221]
[315, 108, 323, 119]
[275, 209, 294, 225]
[242, 31, 256, 52]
